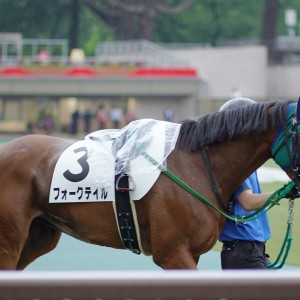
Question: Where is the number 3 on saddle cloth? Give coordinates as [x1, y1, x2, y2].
[49, 119, 181, 254]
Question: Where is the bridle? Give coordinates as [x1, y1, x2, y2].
[201, 147, 227, 212]
[271, 100, 300, 189]
[201, 100, 300, 213]
[200, 99, 300, 269]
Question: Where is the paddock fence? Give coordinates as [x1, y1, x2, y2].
[0, 270, 300, 300]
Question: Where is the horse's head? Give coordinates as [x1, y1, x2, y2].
[271, 97, 300, 186]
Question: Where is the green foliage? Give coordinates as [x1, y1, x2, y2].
[79, 9, 115, 56]
[1, 0, 300, 64]
[1, 0, 300, 49]
[0, 0, 70, 38]
[277, 0, 300, 36]
[0, 0, 113, 55]
[154, 0, 264, 45]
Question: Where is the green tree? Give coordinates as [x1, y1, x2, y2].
[1, 0, 300, 56]
[83, 0, 194, 40]
[0, 0, 112, 55]
[154, 0, 264, 45]
[261, 0, 279, 64]
[0, 0, 70, 38]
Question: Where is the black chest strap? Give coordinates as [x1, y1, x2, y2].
[113, 173, 141, 254]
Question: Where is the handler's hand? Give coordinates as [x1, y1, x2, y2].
[284, 186, 300, 200]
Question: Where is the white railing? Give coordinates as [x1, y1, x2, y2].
[95, 39, 189, 67]
[22, 38, 69, 64]
[1, 270, 300, 299]
[1, 38, 189, 67]
[0, 38, 69, 65]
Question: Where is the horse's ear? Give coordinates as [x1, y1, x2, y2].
[297, 97, 300, 122]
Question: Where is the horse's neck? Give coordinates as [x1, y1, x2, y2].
[210, 130, 277, 200]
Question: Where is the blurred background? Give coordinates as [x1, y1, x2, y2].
[1, 0, 300, 271]
[1, 0, 300, 136]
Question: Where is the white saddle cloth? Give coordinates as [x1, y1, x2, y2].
[49, 119, 181, 203]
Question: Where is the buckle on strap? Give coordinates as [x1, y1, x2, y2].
[116, 173, 135, 192]
[114, 173, 141, 255]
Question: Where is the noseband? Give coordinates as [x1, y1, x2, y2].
[272, 100, 300, 187]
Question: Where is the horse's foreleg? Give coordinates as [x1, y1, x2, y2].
[17, 218, 61, 270]
[153, 247, 198, 270]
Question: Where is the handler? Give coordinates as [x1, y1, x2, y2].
[218, 97, 272, 269]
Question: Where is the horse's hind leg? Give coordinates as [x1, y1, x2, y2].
[17, 218, 61, 270]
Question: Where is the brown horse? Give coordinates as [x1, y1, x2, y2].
[0, 99, 297, 270]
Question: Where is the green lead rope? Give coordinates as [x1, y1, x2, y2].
[163, 169, 295, 222]
[136, 144, 295, 222]
[267, 223, 292, 269]
[267, 199, 295, 269]
[136, 144, 295, 268]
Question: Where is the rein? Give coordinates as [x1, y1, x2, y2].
[267, 100, 300, 268]
[135, 143, 295, 222]
[137, 102, 300, 267]
[137, 145, 297, 269]
[267, 198, 295, 269]
[201, 146, 227, 212]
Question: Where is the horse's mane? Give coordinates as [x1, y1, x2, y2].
[176, 100, 294, 151]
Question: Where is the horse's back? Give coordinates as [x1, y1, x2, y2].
[0, 134, 75, 159]
[0, 134, 75, 201]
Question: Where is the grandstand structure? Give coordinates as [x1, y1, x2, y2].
[0, 35, 201, 134]
[0, 36, 187, 67]
[2, 34, 300, 134]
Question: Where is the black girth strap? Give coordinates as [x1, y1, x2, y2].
[201, 147, 228, 212]
[114, 173, 141, 254]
